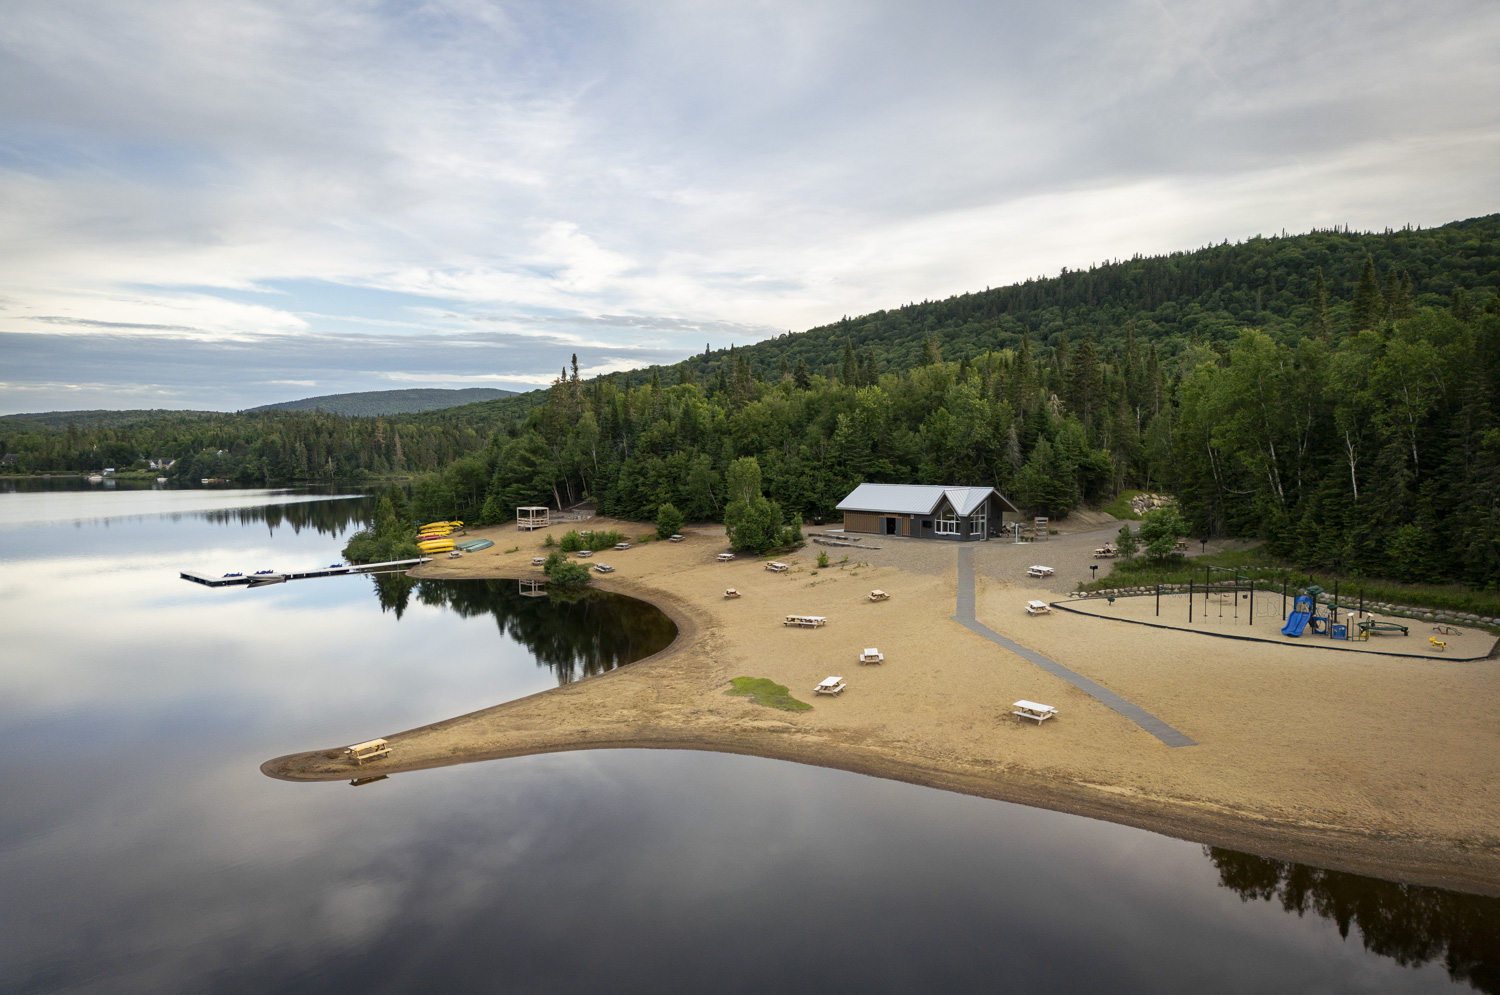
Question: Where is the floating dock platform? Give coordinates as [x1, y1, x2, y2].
[180, 558, 429, 588]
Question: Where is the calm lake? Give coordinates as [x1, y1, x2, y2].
[1, 482, 1496, 994]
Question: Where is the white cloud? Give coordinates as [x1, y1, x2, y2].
[1, 0, 1497, 410]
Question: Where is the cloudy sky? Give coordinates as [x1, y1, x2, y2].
[1, 0, 1497, 413]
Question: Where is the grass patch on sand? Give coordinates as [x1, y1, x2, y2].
[724, 676, 812, 711]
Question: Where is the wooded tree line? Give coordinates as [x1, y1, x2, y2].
[0, 408, 492, 482]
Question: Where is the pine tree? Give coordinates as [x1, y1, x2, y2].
[1351, 255, 1385, 331]
[794, 357, 811, 390]
[841, 336, 858, 385]
[1312, 268, 1331, 338]
[920, 334, 942, 366]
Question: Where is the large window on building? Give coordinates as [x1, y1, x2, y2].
[935, 509, 959, 534]
[971, 510, 986, 537]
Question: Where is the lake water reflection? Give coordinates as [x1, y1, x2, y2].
[0, 486, 1495, 994]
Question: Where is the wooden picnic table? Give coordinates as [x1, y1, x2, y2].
[814, 676, 847, 696]
[783, 615, 827, 628]
[859, 647, 883, 664]
[765, 561, 789, 572]
[717, 553, 735, 562]
[345, 738, 392, 765]
[1012, 700, 1057, 724]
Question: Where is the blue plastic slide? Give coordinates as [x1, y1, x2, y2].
[1281, 598, 1312, 637]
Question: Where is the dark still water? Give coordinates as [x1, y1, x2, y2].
[0, 488, 1495, 994]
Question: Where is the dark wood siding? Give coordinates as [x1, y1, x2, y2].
[842, 511, 881, 534]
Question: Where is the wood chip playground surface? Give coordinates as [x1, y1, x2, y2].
[1054, 590, 1499, 662]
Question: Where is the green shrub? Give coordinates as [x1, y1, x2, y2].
[816, 550, 829, 568]
[655, 502, 685, 540]
[543, 551, 593, 588]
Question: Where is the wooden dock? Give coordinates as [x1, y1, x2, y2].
[180, 558, 429, 588]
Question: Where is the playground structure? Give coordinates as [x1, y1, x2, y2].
[1058, 584, 1497, 660]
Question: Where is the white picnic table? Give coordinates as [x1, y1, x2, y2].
[531, 556, 546, 566]
[1026, 565, 1054, 577]
[717, 552, 735, 562]
[783, 614, 827, 628]
[765, 561, 788, 572]
[615, 542, 631, 550]
[815, 676, 847, 696]
[859, 647, 884, 664]
[669, 534, 685, 542]
[594, 563, 614, 572]
[1026, 600, 1052, 615]
[576, 549, 593, 557]
[1012, 700, 1057, 724]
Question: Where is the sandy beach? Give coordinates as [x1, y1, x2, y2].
[263, 517, 1500, 895]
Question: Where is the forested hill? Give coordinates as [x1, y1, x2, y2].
[0, 409, 218, 429]
[248, 387, 516, 416]
[663, 214, 1500, 384]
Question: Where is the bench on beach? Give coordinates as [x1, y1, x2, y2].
[765, 561, 789, 573]
[1026, 565, 1054, 578]
[345, 738, 392, 765]
[868, 590, 890, 602]
[669, 535, 684, 542]
[717, 553, 735, 562]
[1093, 547, 1116, 558]
[1012, 700, 1057, 725]
[576, 549, 593, 557]
[615, 542, 631, 550]
[783, 615, 827, 628]
[814, 676, 847, 696]
[723, 588, 740, 598]
[532, 557, 547, 566]
[1026, 600, 1051, 615]
[859, 647, 883, 664]
[594, 563, 614, 573]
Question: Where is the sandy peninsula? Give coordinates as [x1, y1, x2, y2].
[263, 517, 1500, 896]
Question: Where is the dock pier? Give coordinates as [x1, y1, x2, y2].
[180, 558, 429, 588]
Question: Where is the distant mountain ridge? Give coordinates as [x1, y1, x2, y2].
[247, 387, 516, 416]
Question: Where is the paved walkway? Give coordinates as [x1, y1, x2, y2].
[953, 547, 1197, 748]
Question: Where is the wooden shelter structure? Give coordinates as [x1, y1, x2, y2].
[516, 506, 550, 531]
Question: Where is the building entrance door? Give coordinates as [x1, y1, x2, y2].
[884, 517, 898, 535]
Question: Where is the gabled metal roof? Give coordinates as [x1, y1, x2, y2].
[836, 483, 1016, 516]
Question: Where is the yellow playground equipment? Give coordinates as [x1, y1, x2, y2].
[1429, 635, 1448, 652]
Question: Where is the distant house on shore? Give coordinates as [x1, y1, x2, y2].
[835, 484, 1020, 541]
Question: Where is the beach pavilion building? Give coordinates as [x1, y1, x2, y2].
[835, 484, 1021, 541]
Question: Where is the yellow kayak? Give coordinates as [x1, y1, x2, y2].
[421, 520, 464, 531]
[418, 539, 455, 553]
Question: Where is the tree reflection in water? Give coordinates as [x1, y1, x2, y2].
[195, 494, 377, 536]
[370, 577, 676, 684]
[1207, 847, 1500, 992]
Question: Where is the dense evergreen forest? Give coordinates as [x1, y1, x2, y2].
[4, 215, 1499, 585]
